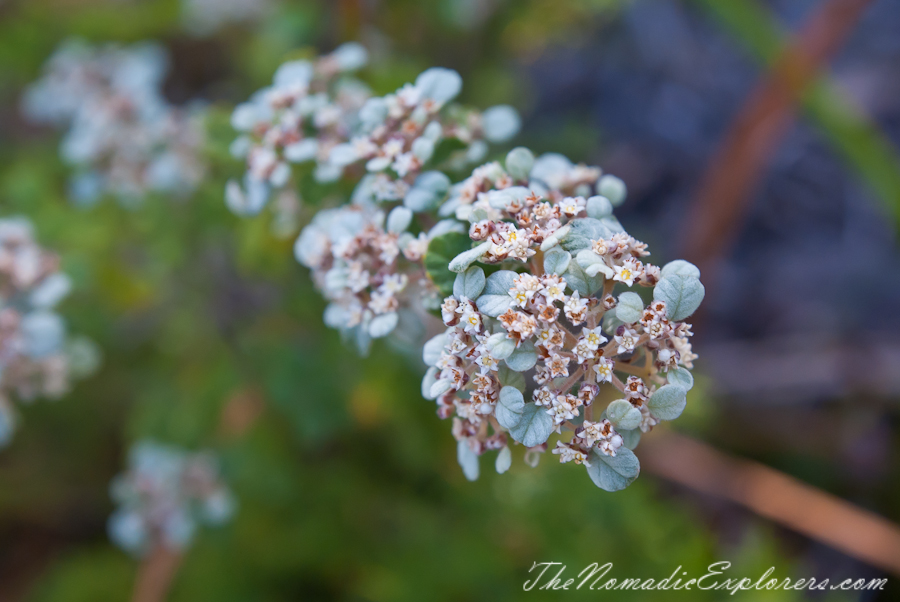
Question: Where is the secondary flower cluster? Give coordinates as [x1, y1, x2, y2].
[226, 43, 370, 215]
[294, 202, 463, 351]
[227, 46, 520, 217]
[421, 148, 704, 490]
[23, 39, 205, 205]
[0, 218, 98, 446]
[108, 441, 236, 556]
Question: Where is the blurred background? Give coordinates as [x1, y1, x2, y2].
[1, 0, 899, 600]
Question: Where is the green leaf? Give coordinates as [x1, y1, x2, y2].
[457, 440, 479, 481]
[453, 266, 485, 299]
[653, 275, 705, 321]
[421, 367, 439, 399]
[559, 217, 612, 254]
[498, 364, 526, 391]
[422, 332, 448, 367]
[563, 259, 603, 297]
[424, 232, 471, 297]
[586, 447, 640, 491]
[543, 247, 571, 275]
[475, 270, 517, 317]
[449, 241, 490, 273]
[661, 259, 700, 280]
[586, 195, 613, 219]
[615, 292, 643, 323]
[605, 399, 642, 431]
[619, 428, 642, 450]
[648, 384, 687, 421]
[496, 386, 525, 429]
[495, 446, 512, 474]
[667, 367, 694, 391]
[509, 403, 554, 447]
[505, 340, 537, 372]
[484, 333, 515, 360]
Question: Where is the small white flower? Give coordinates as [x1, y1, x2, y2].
[552, 441, 591, 466]
[581, 327, 607, 350]
[614, 327, 638, 354]
[613, 258, 642, 286]
[592, 357, 614, 383]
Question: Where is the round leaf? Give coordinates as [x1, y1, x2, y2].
[647, 384, 687, 421]
[496, 386, 525, 429]
[543, 247, 571, 275]
[453, 266, 485, 300]
[495, 446, 512, 474]
[667, 367, 694, 391]
[661, 259, 700, 280]
[615, 292, 643, 324]
[368, 312, 398, 338]
[509, 403, 554, 448]
[605, 399, 642, 431]
[422, 332, 448, 367]
[653, 274, 705, 321]
[498, 365, 526, 392]
[586, 447, 640, 491]
[505, 340, 537, 372]
[457, 439, 480, 481]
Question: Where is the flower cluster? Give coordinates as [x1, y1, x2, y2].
[227, 48, 520, 217]
[108, 441, 236, 556]
[294, 202, 463, 351]
[23, 39, 205, 205]
[0, 218, 98, 446]
[226, 43, 371, 215]
[421, 147, 704, 490]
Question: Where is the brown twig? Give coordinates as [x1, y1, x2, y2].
[683, 0, 874, 282]
[641, 431, 900, 576]
[131, 546, 183, 602]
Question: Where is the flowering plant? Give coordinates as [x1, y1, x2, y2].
[420, 148, 704, 489]
[0, 217, 98, 445]
[108, 441, 236, 556]
[23, 40, 206, 205]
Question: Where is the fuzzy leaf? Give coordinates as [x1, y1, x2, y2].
[485, 333, 515, 360]
[449, 241, 490, 273]
[453, 266, 485, 300]
[564, 260, 604, 297]
[509, 403, 554, 447]
[422, 332, 448, 367]
[667, 367, 694, 391]
[475, 270, 517, 317]
[619, 428, 642, 450]
[543, 247, 571, 275]
[605, 399, 642, 431]
[586, 195, 613, 219]
[559, 218, 612, 254]
[616, 292, 644, 323]
[647, 384, 687, 421]
[505, 340, 537, 372]
[368, 312, 398, 338]
[496, 386, 525, 429]
[457, 440, 480, 481]
[661, 259, 700, 280]
[495, 446, 512, 474]
[421, 367, 439, 400]
[653, 274, 705, 321]
[586, 447, 640, 491]
[498, 365, 526, 391]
